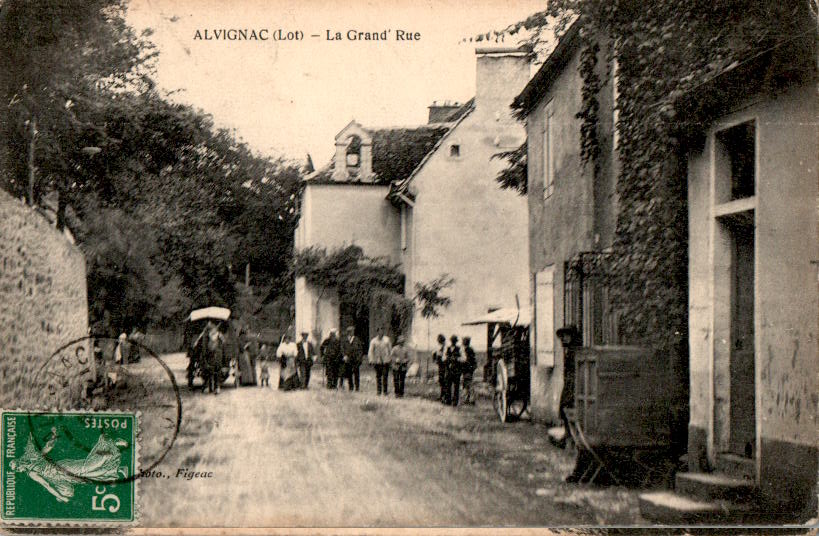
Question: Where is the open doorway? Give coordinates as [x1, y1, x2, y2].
[728, 218, 755, 457]
[713, 119, 757, 463]
[340, 301, 369, 344]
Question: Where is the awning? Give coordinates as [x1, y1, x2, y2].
[188, 307, 231, 322]
[462, 307, 530, 327]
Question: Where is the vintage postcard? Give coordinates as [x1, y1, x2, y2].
[0, 0, 817, 532]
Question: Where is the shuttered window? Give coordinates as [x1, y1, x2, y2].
[535, 266, 555, 367]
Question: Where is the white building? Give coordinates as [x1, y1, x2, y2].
[294, 47, 531, 353]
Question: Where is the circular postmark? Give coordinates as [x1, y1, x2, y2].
[26, 335, 183, 485]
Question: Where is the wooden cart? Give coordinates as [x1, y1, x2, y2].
[564, 345, 678, 485]
[464, 308, 531, 423]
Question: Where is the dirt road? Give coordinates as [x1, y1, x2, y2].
[138, 353, 642, 527]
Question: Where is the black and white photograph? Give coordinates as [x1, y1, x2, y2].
[0, 0, 817, 531]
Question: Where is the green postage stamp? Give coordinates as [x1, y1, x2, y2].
[1, 410, 138, 525]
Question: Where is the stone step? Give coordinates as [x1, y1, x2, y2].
[675, 471, 756, 502]
[715, 453, 755, 480]
[638, 490, 755, 525]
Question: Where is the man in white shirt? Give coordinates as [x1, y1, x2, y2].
[367, 327, 392, 395]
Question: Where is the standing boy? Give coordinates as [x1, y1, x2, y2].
[461, 336, 477, 405]
[390, 336, 411, 398]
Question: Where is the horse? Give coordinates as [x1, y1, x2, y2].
[193, 324, 226, 394]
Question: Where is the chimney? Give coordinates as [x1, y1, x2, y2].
[474, 46, 530, 117]
[427, 100, 462, 123]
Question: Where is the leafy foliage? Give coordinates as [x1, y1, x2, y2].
[293, 245, 405, 316]
[0, 0, 156, 222]
[0, 2, 304, 334]
[493, 143, 528, 195]
[414, 275, 455, 320]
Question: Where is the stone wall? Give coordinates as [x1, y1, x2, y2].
[0, 190, 90, 408]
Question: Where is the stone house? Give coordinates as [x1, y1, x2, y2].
[640, 43, 818, 522]
[294, 47, 531, 352]
[514, 19, 817, 521]
[511, 23, 621, 423]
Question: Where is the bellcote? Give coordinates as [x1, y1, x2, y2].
[332, 120, 374, 181]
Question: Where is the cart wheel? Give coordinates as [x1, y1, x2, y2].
[493, 360, 509, 423]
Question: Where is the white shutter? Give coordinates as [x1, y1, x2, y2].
[535, 266, 555, 367]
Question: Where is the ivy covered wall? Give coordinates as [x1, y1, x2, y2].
[543, 0, 816, 354]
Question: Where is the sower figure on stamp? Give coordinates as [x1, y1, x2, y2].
[320, 330, 341, 389]
[341, 326, 364, 391]
[368, 327, 392, 395]
[445, 335, 462, 406]
[297, 331, 316, 389]
[432, 334, 448, 404]
[390, 336, 411, 398]
[461, 336, 477, 405]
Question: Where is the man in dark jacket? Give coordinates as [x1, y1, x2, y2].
[445, 335, 462, 406]
[341, 327, 364, 391]
[461, 336, 477, 405]
[296, 332, 316, 389]
[432, 334, 448, 404]
[320, 330, 341, 389]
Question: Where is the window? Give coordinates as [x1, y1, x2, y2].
[534, 266, 555, 367]
[449, 144, 460, 158]
[543, 101, 555, 199]
[345, 135, 362, 176]
[715, 121, 755, 202]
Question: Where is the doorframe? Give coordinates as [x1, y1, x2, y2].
[707, 111, 761, 483]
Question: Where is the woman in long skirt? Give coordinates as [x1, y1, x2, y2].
[238, 343, 258, 385]
[275, 334, 300, 391]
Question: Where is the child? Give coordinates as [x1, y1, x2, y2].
[259, 360, 270, 387]
[461, 336, 477, 405]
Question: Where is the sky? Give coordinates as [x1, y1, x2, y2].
[126, 0, 546, 168]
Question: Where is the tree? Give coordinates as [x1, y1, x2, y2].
[0, 1, 305, 335]
[0, 0, 156, 228]
[493, 142, 527, 195]
[414, 274, 455, 378]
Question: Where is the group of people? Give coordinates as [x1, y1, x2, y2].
[271, 326, 414, 398]
[274, 331, 315, 391]
[271, 328, 478, 405]
[433, 333, 477, 406]
[367, 327, 412, 397]
[317, 327, 367, 390]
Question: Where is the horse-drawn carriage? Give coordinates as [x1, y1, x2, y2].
[464, 307, 531, 423]
[183, 307, 240, 392]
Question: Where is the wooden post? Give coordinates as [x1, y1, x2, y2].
[245, 263, 251, 287]
[27, 117, 36, 206]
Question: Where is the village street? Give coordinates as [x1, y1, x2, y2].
[136, 353, 643, 527]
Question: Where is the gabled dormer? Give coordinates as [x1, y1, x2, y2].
[332, 120, 373, 182]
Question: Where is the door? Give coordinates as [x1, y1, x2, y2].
[729, 220, 755, 458]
